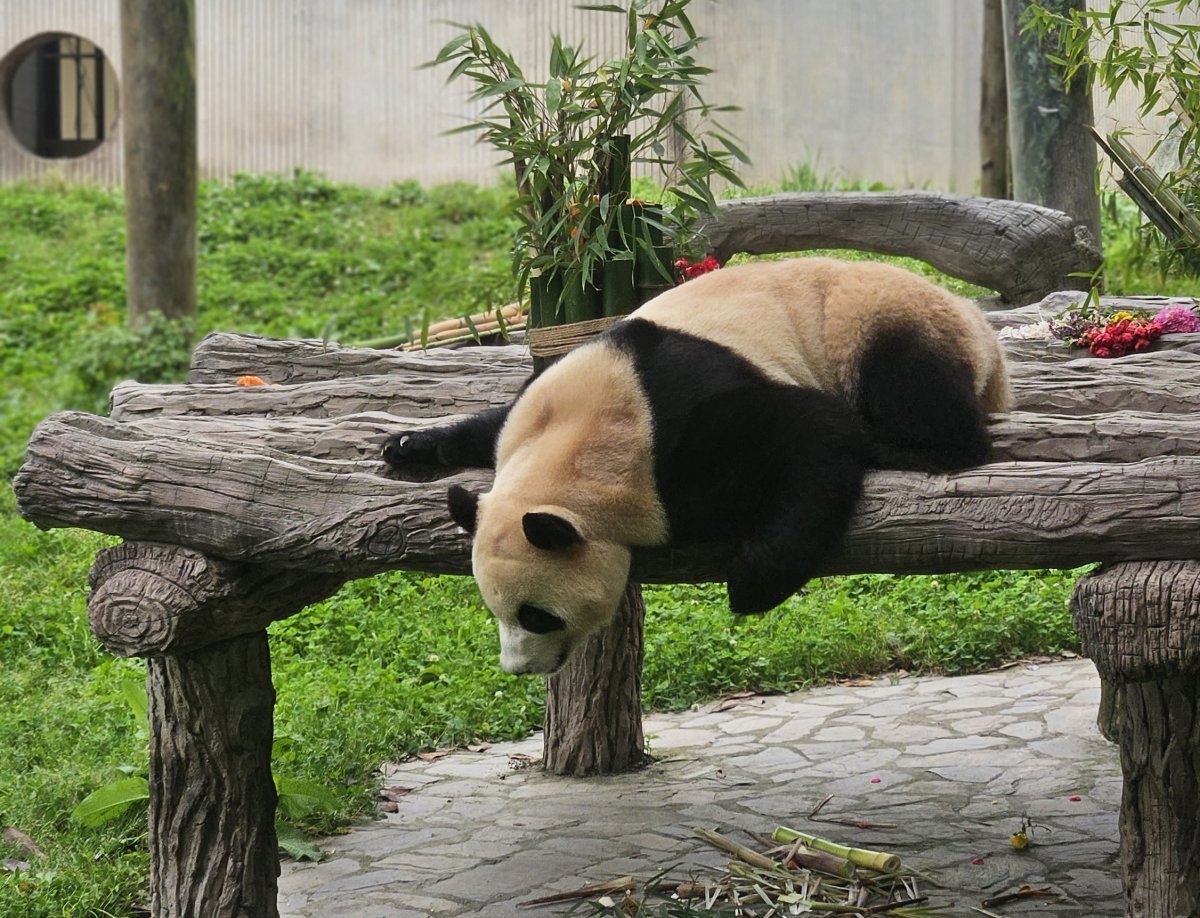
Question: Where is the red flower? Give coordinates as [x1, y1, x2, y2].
[1081, 318, 1162, 357]
[674, 255, 721, 283]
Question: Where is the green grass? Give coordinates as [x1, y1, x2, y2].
[1, 170, 1174, 916]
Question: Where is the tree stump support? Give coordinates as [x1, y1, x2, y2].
[543, 582, 648, 776]
[88, 542, 343, 918]
[147, 634, 278, 918]
[1072, 561, 1200, 918]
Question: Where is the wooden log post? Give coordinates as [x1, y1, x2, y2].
[1072, 561, 1200, 917]
[543, 582, 648, 776]
[147, 634, 278, 918]
[88, 543, 344, 918]
[120, 0, 197, 325]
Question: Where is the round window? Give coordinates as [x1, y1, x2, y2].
[3, 33, 119, 159]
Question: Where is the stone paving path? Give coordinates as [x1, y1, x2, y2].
[279, 658, 1122, 916]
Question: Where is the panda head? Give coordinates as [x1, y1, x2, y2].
[448, 484, 631, 675]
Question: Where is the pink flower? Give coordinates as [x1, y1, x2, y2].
[1153, 304, 1200, 334]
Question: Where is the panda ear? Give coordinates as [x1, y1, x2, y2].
[522, 512, 584, 551]
[447, 485, 480, 533]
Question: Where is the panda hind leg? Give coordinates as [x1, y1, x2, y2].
[856, 329, 991, 472]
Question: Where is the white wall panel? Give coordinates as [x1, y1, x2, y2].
[0, 1, 1184, 193]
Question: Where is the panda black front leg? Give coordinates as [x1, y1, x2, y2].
[382, 403, 512, 471]
[653, 382, 869, 616]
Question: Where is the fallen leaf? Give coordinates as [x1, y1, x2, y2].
[378, 787, 413, 803]
[416, 750, 449, 762]
[466, 743, 493, 753]
[507, 753, 540, 770]
[2, 827, 44, 859]
[711, 691, 765, 712]
[378, 801, 399, 814]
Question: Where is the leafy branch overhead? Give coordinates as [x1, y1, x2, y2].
[428, 0, 748, 296]
[1026, 1, 1200, 263]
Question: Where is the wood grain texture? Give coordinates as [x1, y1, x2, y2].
[991, 411, 1200, 463]
[88, 541, 344, 657]
[1111, 675, 1200, 918]
[542, 582, 648, 776]
[696, 192, 1101, 304]
[1007, 351, 1200, 413]
[187, 332, 530, 385]
[18, 412, 1200, 580]
[109, 371, 522, 422]
[147, 632, 278, 918]
[1071, 562, 1200, 683]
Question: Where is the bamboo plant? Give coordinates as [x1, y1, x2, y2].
[428, 0, 747, 329]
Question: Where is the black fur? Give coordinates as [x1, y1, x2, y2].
[447, 484, 480, 532]
[382, 405, 511, 471]
[522, 512, 585, 551]
[517, 604, 567, 633]
[609, 320, 869, 612]
[854, 327, 991, 472]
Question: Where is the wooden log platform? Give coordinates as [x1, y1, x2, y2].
[12, 291, 1200, 918]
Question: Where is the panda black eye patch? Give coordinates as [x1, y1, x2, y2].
[517, 604, 566, 634]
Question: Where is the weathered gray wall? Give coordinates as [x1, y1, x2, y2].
[0, 1, 1179, 192]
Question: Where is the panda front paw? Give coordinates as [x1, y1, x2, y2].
[382, 430, 445, 469]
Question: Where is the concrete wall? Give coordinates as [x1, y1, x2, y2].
[0, 1, 1178, 192]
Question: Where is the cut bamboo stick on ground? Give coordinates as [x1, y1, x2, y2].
[772, 825, 902, 873]
[694, 827, 779, 871]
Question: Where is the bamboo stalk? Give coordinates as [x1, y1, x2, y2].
[772, 826, 901, 873]
[693, 827, 779, 870]
[516, 875, 635, 908]
[357, 303, 526, 351]
[751, 831, 856, 879]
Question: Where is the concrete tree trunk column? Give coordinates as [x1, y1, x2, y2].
[121, 0, 197, 324]
[542, 582, 648, 776]
[87, 542, 345, 918]
[1072, 561, 1200, 917]
[1000, 0, 1101, 267]
[147, 634, 279, 918]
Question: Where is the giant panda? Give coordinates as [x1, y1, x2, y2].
[383, 257, 1010, 675]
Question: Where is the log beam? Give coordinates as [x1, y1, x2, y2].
[187, 333, 529, 386]
[1072, 562, 1200, 917]
[17, 411, 1200, 580]
[697, 192, 1101, 304]
[106, 345, 1200, 424]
